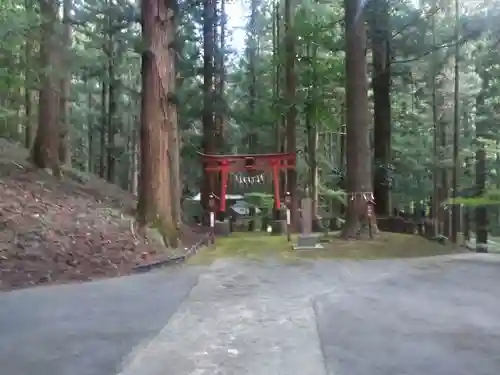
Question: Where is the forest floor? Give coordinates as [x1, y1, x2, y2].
[0, 138, 204, 291]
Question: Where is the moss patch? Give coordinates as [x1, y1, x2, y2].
[188, 232, 466, 265]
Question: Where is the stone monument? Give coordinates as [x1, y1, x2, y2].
[293, 189, 323, 250]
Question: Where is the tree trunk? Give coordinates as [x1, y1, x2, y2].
[24, 0, 34, 149]
[167, 0, 182, 230]
[450, 0, 460, 243]
[137, 0, 177, 246]
[306, 34, 319, 220]
[214, 0, 225, 152]
[248, 0, 257, 152]
[370, 0, 391, 217]
[463, 207, 470, 243]
[106, 35, 117, 183]
[99, 80, 107, 178]
[87, 87, 93, 173]
[475, 75, 488, 252]
[440, 120, 449, 237]
[431, 5, 439, 236]
[284, 0, 298, 228]
[341, 0, 373, 238]
[306, 106, 319, 218]
[275, 4, 287, 206]
[31, 0, 60, 175]
[59, 0, 72, 166]
[132, 138, 139, 196]
[201, 0, 216, 213]
[475, 147, 487, 252]
[273, 2, 280, 153]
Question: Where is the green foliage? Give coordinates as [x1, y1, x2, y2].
[319, 187, 346, 205]
[244, 192, 275, 210]
[445, 189, 500, 207]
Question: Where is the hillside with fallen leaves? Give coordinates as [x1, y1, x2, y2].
[0, 139, 201, 291]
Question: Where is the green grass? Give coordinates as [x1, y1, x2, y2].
[188, 231, 466, 265]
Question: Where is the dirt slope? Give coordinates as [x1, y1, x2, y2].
[0, 138, 200, 291]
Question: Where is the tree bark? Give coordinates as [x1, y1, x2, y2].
[167, 0, 182, 230]
[450, 0, 460, 243]
[431, 5, 439, 237]
[273, 2, 280, 152]
[214, 0, 225, 152]
[284, 0, 298, 228]
[341, 0, 373, 238]
[24, 0, 34, 149]
[137, 0, 177, 246]
[59, 0, 72, 166]
[31, 0, 60, 175]
[201, 0, 216, 214]
[106, 52, 117, 183]
[99, 80, 107, 178]
[440, 119, 449, 237]
[87, 86, 93, 173]
[248, 0, 257, 152]
[370, 0, 391, 217]
[475, 75, 488, 252]
[306, 34, 319, 219]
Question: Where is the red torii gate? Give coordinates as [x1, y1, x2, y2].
[198, 152, 296, 214]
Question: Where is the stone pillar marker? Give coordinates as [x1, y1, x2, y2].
[302, 195, 313, 234]
[293, 188, 323, 250]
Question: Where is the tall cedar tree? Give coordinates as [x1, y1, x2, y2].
[31, 0, 61, 175]
[168, 0, 182, 229]
[106, 4, 118, 183]
[59, 0, 72, 166]
[201, 0, 216, 212]
[450, 0, 460, 243]
[137, 0, 178, 246]
[214, 0, 226, 151]
[284, 0, 298, 227]
[475, 73, 488, 252]
[369, 0, 391, 217]
[24, 0, 34, 149]
[247, 0, 257, 151]
[341, 0, 374, 238]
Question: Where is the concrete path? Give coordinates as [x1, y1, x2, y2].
[0, 266, 202, 375]
[2, 254, 500, 375]
[121, 254, 500, 375]
[315, 255, 500, 375]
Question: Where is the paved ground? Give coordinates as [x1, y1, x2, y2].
[315, 256, 500, 375]
[121, 254, 500, 375]
[0, 266, 202, 375]
[2, 254, 500, 375]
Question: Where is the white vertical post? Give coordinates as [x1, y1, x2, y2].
[286, 208, 291, 242]
[209, 211, 215, 244]
[210, 211, 215, 228]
